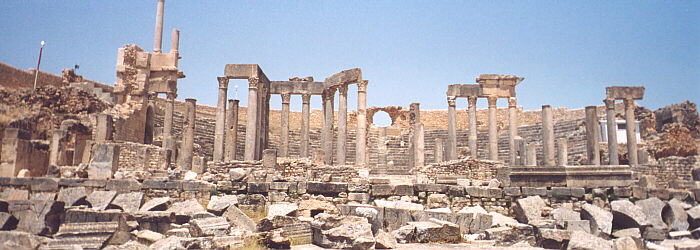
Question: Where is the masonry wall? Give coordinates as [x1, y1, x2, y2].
[632, 155, 700, 189]
[0, 62, 66, 89]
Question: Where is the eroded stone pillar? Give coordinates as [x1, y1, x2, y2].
[153, 0, 165, 53]
[526, 142, 536, 166]
[624, 98, 638, 165]
[213, 77, 228, 162]
[557, 138, 568, 166]
[542, 105, 555, 166]
[301, 94, 311, 158]
[280, 93, 291, 158]
[468, 96, 478, 158]
[446, 96, 457, 160]
[49, 129, 68, 167]
[514, 137, 524, 165]
[337, 85, 348, 165]
[604, 98, 619, 165]
[244, 78, 259, 161]
[322, 88, 336, 165]
[163, 93, 175, 150]
[179, 98, 196, 170]
[355, 80, 368, 166]
[435, 138, 444, 163]
[508, 97, 518, 165]
[585, 106, 600, 165]
[409, 103, 423, 168]
[95, 114, 113, 142]
[225, 99, 239, 161]
[487, 96, 498, 161]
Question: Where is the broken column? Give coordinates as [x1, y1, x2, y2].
[355, 80, 368, 166]
[244, 78, 259, 161]
[337, 85, 348, 165]
[163, 93, 176, 150]
[487, 96, 498, 161]
[542, 105, 555, 166]
[179, 98, 196, 170]
[153, 0, 165, 53]
[468, 96, 478, 158]
[225, 99, 239, 161]
[604, 98, 619, 165]
[48, 129, 69, 167]
[624, 98, 638, 165]
[213, 77, 228, 162]
[526, 142, 537, 167]
[409, 103, 424, 168]
[301, 94, 311, 158]
[557, 138, 568, 166]
[435, 138, 444, 163]
[280, 93, 291, 158]
[322, 88, 336, 165]
[95, 114, 113, 142]
[585, 106, 600, 165]
[514, 137, 524, 165]
[508, 97, 519, 165]
[446, 96, 457, 160]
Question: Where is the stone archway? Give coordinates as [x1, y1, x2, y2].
[367, 106, 409, 127]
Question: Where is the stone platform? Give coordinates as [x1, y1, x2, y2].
[507, 165, 634, 188]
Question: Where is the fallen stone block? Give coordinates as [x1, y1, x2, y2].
[636, 197, 668, 229]
[613, 236, 640, 250]
[687, 205, 700, 230]
[257, 215, 298, 232]
[537, 228, 570, 249]
[669, 230, 692, 239]
[57, 186, 88, 208]
[0, 212, 17, 230]
[612, 227, 641, 239]
[409, 219, 460, 243]
[206, 195, 237, 215]
[611, 199, 648, 228]
[268, 202, 298, 218]
[566, 230, 613, 250]
[45, 221, 120, 249]
[139, 197, 171, 212]
[311, 214, 375, 249]
[167, 198, 205, 224]
[642, 227, 666, 241]
[86, 190, 116, 211]
[262, 228, 290, 249]
[551, 207, 580, 228]
[9, 200, 64, 235]
[136, 229, 165, 245]
[391, 224, 416, 244]
[375, 229, 397, 249]
[1, 188, 28, 201]
[190, 217, 230, 237]
[307, 181, 348, 195]
[110, 192, 143, 213]
[514, 195, 545, 224]
[0, 231, 42, 249]
[666, 198, 690, 231]
[565, 220, 590, 233]
[581, 203, 613, 236]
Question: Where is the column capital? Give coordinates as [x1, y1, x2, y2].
[166, 92, 177, 100]
[338, 84, 348, 96]
[508, 97, 517, 108]
[357, 80, 368, 92]
[185, 98, 197, 104]
[217, 77, 229, 89]
[248, 77, 259, 89]
[447, 96, 457, 107]
[468, 96, 477, 107]
[281, 93, 291, 104]
[302, 94, 311, 103]
[323, 88, 336, 100]
[487, 96, 498, 107]
[623, 98, 635, 106]
[604, 98, 615, 109]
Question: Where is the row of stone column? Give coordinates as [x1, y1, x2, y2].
[278, 93, 312, 158]
[212, 78, 241, 163]
[585, 98, 639, 166]
[320, 80, 368, 166]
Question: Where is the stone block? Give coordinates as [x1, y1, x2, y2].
[30, 178, 59, 192]
[262, 149, 277, 168]
[414, 183, 448, 193]
[613, 187, 632, 197]
[1, 188, 28, 201]
[110, 192, 143, 213]
[549, 187, 571, 197]
[642, 227, 665, 241]
[348, 183, 370, 192]
[394, 184, 414, 196]
[632, 186, 648, 200]
[465, 186, 489, 197]
[57, 187, 87, 208]
[106, 179, 142, 192]
[504, 187, 521, 196]
[581, 204, 613, 236]
[522, 187, 547, 196]
[383, 207, 414, 232]
[247, 182, 269, 193]
[570, 187, 585, 198]
[486, 188, 503, 198]
[371, 184, 393, 197]
[348, 193, 370, 204]
[139, 197, 171, 212]
[269, 182, 289, 191]
[514, 196, 545, 224]
[190, 217, 229, 237]
[307, 182, 347, 195]
[565, 220, 591, 233]
[182, 180, 215, 192]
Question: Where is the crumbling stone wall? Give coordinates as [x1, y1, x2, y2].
[632, 155, 700, 189]
[0, 62, 66, 89]
[117, 142, 166, 171]
[414, 158, 503, 183]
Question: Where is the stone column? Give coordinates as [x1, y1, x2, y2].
[542, 105, 555, 166]
[163, 92, 176, 150]
[604, 98, 619, 165]
[624, 98, 638, 165]
[95, 114, 113, 142]
[355, 80, 368, 166]
[526, 142, 537, 166]
[244, 78, 259, 161]
[468, 96, 478, 158]
[514, 137, 524, 165]
[409, 103, 423, 168]
[301, 94, 311, 157]
[446, 96, 457, 160]
[337, 85, 348, 165]
[585, 106, 601, 165]
[557, 138, 568, 166]
[49, 129, 68, 166]
[179, 98, 196, 170]
[322, 88, 336, 165]
[225, 99, 239, 161]
[280, 93, 291, 158]
[213, 77, 228, 162]
[487, 96, 498, 161]
[508, 97, 519, 165]
[435, 138, 444, 163]
[153, 0, 165, 53]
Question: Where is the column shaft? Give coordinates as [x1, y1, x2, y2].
[508, 97, 519, 165]
[280, 94, 291, 157]
[337, 85, 348, 165]
[468, 96, 478, 158]
[526, 142, 537, 166]
[301, 94, 311, 157]
[225, 99, 239, 161]
[604, 99, 619, 165]
[179, 98, 196, 170]
[446, 96, 457, 160]
[213, 77, 228, 162]
[435, 138, 444, 162]
[163, 93, 175, 150]
[153, 0, 164, 53]
[322, 88, 336, 165]
[244, 78, 259, 161]
[557, 138, 568, 166]
[585, 106, 600, 165]
[488, 97, 498, 161]
[542, 105, 555, 166]
[624, 98, 638, 165]
[356, 81, 368, 166]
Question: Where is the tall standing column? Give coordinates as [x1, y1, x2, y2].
[542, 105, 555, 166]
[356, 80, 368, 166]
[244, 78, 259, 161]
[153, 0, 165, 53]
[446, 96, 457, 160]
[508, 97, 519, 165]
[409, 103, 423, 168]
[624, 98, 638, 165]
[213, 77, 228, 162]
[322, 88, 336, 165]
[337, 85, 348, 165]
[487, 96, 498, 161]
[225, 99, 239, 161]
[604, 98, 619, 165]
[179, 98, 196, 170]
[557, 138, 568, 166]
[163, 92, 176, 150]
[301, 94, 311, 157]
[280, 93, 291, 158]
[585, 106, 601, 165]
[468, 96, 478, 158]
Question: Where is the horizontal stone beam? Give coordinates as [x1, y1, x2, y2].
[324, 68, 362, 88]
[224, 64, 270, 83]
[446, 84, 480, 97]
[605, 86, 645, 100]
[270, 81, 325, 95]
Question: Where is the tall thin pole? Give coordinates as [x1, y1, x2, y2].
[33, 41, 45, 92]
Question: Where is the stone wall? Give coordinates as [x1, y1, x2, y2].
[116, 142, 166, 172]
[414, 158, 503, 183]
[0, 62, 66, 89]
[632, 155, 700, 189]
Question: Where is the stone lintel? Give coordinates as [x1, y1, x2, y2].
[323, 68, 362, 89]
[446, 84, 480, 97]
[270, 81, 325, 95]
[224, 64, 270, 83]
[605, 86, 645, 100]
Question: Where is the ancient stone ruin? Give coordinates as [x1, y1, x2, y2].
[0, 1, 699, 249]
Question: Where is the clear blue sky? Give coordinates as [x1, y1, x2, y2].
[1, 1, 698, 119]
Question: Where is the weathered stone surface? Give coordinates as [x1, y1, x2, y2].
[0, 212, 17, 230]
[224, 205, 255, 232]
[110, 192, 143, 213]
[613, 236, 640, 250]
[206, 195, 237, 215]
[374, 200, 423, 211]
[383, 207, 414, 232]
[552, 207, 580, 228]
[580, 204, 613, 236]
[566, 230, 613, 250]
[1, 188, 28, 200]
[167, 198, 205, 223]
[636, 197, 668, 229]
[687, 205, 700, 229]
[47, 221, 120, 249]
[565, 220, 591, 233]
[489, 211, 519, 227]
[409, 218, 461, 243]
[268, 202, 298, 217]
[307, 181, 348, 195]
[666, 198, 690, 231]
[298, 199, 339, 217]
[613, 228, 641, 239]
[136, 229, 165, 245]
[263, 228, 290, 249]
[103, 241, 150, 250]
[312, 214, 375, 249]
[514, 195, 545, 224]
[426, 193, 449, 209]
[190, 216, 230, 237]
[139, 197, 171, 212]
[375, 229, 397, 249]
[86, 190, 116, 211]
[537, 228, 570, 249]
[611, 199, 648, 228]
[257, 215, 298, 232]
[0, 231, 42, 249]
[9, 200, 64, 235]
[30, 192, 56, 201]
[642, 227, 666, 241]
[57, 186, 88, 208]
[88, 143, 119, 179]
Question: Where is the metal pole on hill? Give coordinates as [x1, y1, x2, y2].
[33, 40, 45, 92]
